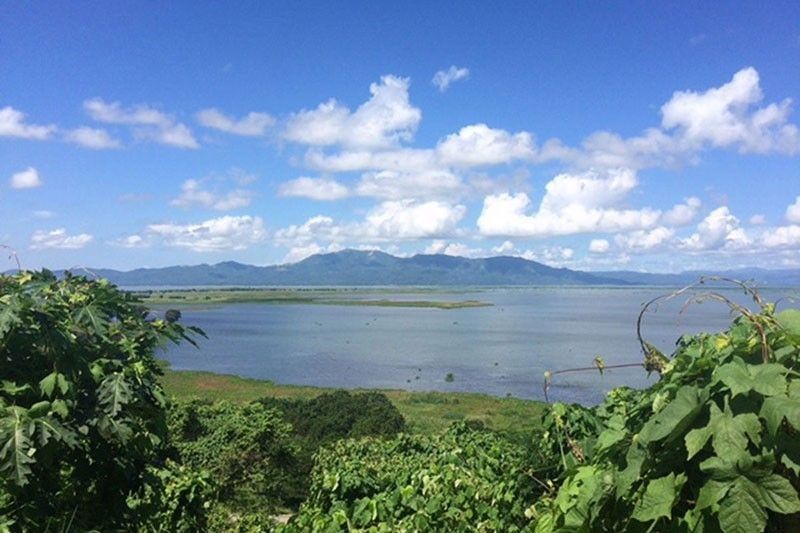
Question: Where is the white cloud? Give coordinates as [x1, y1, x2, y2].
[170, 178, 253, 211]
[355, 169, 463, 200]
[436, 124, 535, 167]
[284, 75, 421, 149]
[477, 169, 660, 237]
[9, 167, 42, 189]
[432, 65, 470, 92]
[278, 177, 349, 201]
[30, 228, 93, 249]
[282, 242, 343, 264]
[110, 234, 150, 248]
[423, 240, 482, 257]
[761, 225, 800, 249]
[661, 67, 800, 154]
[147, 215, 266, 252]
[786, 197, 800, 223]
[64, 126, 121, 149]
[84, 98, 199, 149]
[749, 214, 767, 225]
[615, 227, 675, 251]
[589, 239, 610, 253]
[32, 210, 54, 219]
[0, 106, 56, 139]
[196, 108, 274, 136]
[275, 200, 466, 245]
[492, 240, 516, 255]
[680, 206, 749, 251]
[661, 197, 702, 226]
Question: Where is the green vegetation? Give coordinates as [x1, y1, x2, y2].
[279, 422, 539, 532]
[138, 287, 491, 309]
[160, 369, 545, 435]
[0, 270, 206, 530]
[530, 293, 800, 532]
[4, 270, 800, 532]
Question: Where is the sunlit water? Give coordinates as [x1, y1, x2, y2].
[159, 287, 796, 404]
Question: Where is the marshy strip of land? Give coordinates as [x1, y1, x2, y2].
[160, 368, 545, 435]
[136, 288, 492, 309]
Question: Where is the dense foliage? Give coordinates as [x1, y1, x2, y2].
[280, 422, 539, 531]
[259, 390, 406, 505]
[0, 270, 203, 529]
[532, 304, 800, 532]
[167, 399, 299, 525]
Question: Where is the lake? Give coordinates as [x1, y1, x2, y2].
[159, 286, 796, 404]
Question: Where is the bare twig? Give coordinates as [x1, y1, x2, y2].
[0, 244, 21, 271]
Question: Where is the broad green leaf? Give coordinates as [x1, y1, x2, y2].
[712, 360, 786, 398]
[718, 478, 767, 533]
[39, 372, 68, 398]
[760, 395, 800, 436]
[695, 479, 731, 511]
[756, 474, 800, 514]
[706, 402, 761, 459]
[685, 426, 711, 460]
[776, 309, 800, 340]
[632, 472, 685, 523]
[98, 373, 131, 417]
[0, 299, 21, 339]
[638, 386, 708, 444]
[0, 413, 35, 486]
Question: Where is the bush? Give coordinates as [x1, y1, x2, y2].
[0, 271, 203, 530]
[280, 422, 539, 531]
[167, 399, 299, 516]
[532, 305, 800, 532]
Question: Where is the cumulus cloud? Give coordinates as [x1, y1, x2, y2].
[432, 65, 470, 92]
[437, 124, 535, 167]
[110, 234, 150, 248]
[147, 215, 266, 252]
[284, 75, 421, 149]
[64, 126, 121, 149]
[761, 225, 800, 249]
[615, 227, 675, 251]
[589, 239, 610, 253]
[661, 67, 800, 154]
[30, 228, 93, 249]
[9, 167, 42, 189]
[749, 214, 767, 225]
[661, 197, 702, 226]
[355, 169, 463, 200]
[278, 177, 349, 201]
[786, 197, 800, 223]
[196, 108, 274, 136]
[477, 169, 660, 237]
[680, 206, 750, 251]
[275, 200, 466, 245]
[84, 98, 199, 149]
[282, 242, 343, 264]
[170, 178, 253, 211]
[0, 106, 56, 139]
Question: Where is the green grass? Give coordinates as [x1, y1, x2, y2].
[138, 288, 491, 309]
[160, 369, 545, 435]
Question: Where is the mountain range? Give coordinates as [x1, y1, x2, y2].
[22, 249, 800, 287]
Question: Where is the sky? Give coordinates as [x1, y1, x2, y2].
[1, 2, 799, 272]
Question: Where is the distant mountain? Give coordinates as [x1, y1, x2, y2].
[9, 250, 800, 287]
[52, 250, 628, 287]
[593, 268, 800, 287]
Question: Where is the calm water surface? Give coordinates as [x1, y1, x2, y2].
[161, 287, 794, 404]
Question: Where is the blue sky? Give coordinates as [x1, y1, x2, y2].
[1, 1, 799, 272]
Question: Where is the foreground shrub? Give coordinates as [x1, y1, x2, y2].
[258, 390, 407, 505]
[280, 422, 538, 531]
[532, 302, 800, 532]
[0, 271, 202, 530]
[168, 399, 299, 516]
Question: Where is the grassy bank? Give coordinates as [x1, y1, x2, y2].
[160, 369, 545, 435]
[138, 288, 491, 309]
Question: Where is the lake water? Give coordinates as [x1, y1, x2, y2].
[160, 287, 796, 405]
